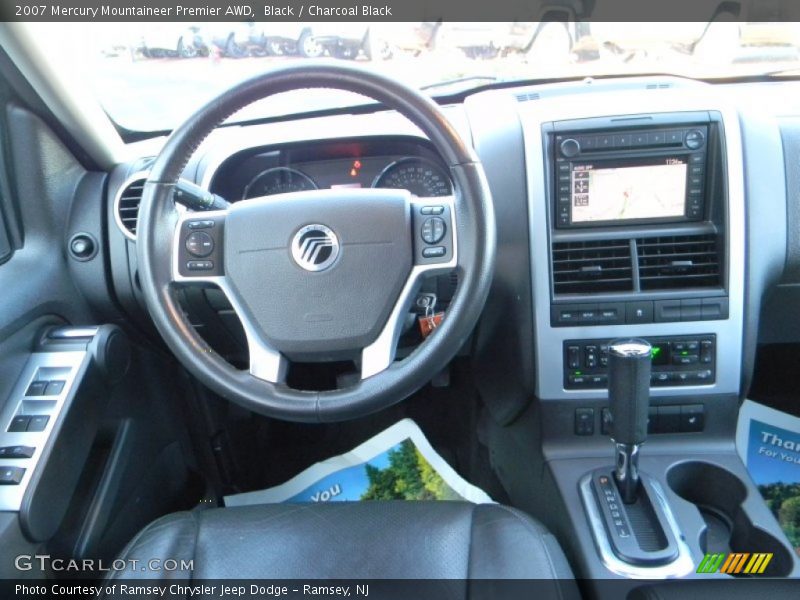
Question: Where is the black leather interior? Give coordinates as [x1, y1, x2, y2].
[109, 502, 578, 594]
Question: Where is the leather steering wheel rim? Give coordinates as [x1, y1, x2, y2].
[137, 62, 495, 422]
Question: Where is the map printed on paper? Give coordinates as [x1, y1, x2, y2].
[572, 161, 687, 223]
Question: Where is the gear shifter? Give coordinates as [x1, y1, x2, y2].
[582, 337, 682, 568]
[608, 338, 652, 504]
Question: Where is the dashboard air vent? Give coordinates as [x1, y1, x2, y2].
[636, 234, 721, 291]
[552, 239, 633, 295]
[515, 91, 541, 102]
[115, 175, 147, 239]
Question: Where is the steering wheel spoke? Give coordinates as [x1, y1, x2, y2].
[360, 194, 457, 379]
[171, 208, 287, 384]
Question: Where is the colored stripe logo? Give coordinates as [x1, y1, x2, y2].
[696, 552, 772, 574]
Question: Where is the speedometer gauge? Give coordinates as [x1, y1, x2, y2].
[242, 167, 317, 199]
[373, 158, 452, 197]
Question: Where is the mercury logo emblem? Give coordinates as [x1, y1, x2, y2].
[291, 224, 340, 272]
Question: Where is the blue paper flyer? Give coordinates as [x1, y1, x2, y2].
[225, 418, 494, 506]
[737, 399, 800, 556]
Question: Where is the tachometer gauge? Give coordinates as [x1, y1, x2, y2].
[242, 167, 318, 199]
[373, 158, 452, 197]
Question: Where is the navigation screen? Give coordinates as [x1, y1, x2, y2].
[570, 157, 688, 224]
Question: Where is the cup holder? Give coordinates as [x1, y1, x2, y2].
[667, 461, 794, 577]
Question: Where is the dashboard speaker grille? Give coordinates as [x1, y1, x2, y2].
[637, 234, 721, 290]
[552, 239, 634, 295]
[116, 177, 146, 238]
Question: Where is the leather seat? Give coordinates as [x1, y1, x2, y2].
[110, 502, 578, 593]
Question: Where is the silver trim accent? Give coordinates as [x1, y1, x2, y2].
[291, 224, 340, 272]
[517, 90, 746, 400]
[609, 339, 652, 358]
[47, 327, 99, 339]
[579, 473, 695, 578]
[112, 171, 149, 241]
[614, 442, 641, 504]
[0, 350, 87, 511]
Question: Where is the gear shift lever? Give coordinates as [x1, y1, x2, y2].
[608, 338, 652, 504]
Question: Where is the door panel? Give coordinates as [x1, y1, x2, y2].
[0, 104, 95, 340]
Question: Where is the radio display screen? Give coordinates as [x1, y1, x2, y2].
[570, 156, 688, 224]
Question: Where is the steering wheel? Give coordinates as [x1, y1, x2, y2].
[137, 62, 495, 422]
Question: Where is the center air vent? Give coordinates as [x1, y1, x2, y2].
[114, 174, 147, 240]
[637, 234, 721, 290]
[553, 239, 633, 295]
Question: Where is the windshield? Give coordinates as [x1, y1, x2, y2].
[24, 21, 800, 132]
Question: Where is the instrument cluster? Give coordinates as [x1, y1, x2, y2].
[208, 138, 453, 202]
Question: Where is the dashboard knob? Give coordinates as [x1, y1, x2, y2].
[68, 232, 97, 261]
[684, 129, 705, 150]
[560, 138, 581, 158]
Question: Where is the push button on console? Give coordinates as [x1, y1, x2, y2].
[626, 301, 653, 324]
[0, 446, 34, 459]
[0, 467, 25, 485]
[574, 408, 595, 436]
[680, 404, 705, 432]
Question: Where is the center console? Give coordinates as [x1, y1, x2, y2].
[515, 87, 799, 588]
[537, 110, 738, 404]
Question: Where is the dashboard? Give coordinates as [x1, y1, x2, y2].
[101, 76, 793, 432]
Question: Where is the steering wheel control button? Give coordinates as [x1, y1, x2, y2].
[27, 415, 50, 432]
[187, 260, 214, 271]
[421, 217, 446, 244]
[0, 467, 25, 485]
[187, 220, 215, 229]
[422, 246, 446, 259]
[420, 205, 445, 215]
[291, 224, 340, 272]
[0, 446, 35, 459]
[7, 416, 30, 432]
[684, 129, 705, 149]
[185, 231, 214, 257]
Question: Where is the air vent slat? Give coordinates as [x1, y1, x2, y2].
[115, 176, 147, 238]
[552, 239, 633, 295]
[636, 234, 721, 290]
